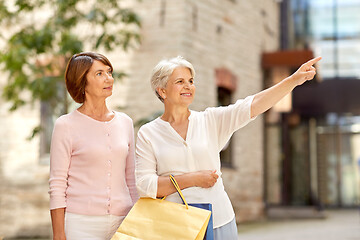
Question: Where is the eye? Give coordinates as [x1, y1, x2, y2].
[108, 71, 112, 76]
[96, 72, 102, 76]
[189, 79, 194, 84]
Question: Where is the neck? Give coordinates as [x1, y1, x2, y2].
[161, 103, 190, 123]
[78, 97, 111, 118]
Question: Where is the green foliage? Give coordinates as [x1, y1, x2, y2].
[0, 0, 141, 116]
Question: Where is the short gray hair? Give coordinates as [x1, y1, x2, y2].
[150, 56, 195, 102]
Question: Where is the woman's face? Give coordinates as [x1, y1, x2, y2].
[159, 67, 195, 106]
[84, 60, 114, 100]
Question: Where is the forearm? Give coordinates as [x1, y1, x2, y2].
[50, 208, 66, 239]
[156, 170, 218, 198]
[251, 76, 297, 118]
[125, 155, 139, 203]
[156, 172, 196, 198]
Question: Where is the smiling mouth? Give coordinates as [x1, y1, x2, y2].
[180, 93, 192, 96]
[104, 86, 113, 90]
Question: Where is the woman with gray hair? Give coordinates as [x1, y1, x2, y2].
[135, 56, 321, 239]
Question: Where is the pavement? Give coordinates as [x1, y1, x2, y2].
[237, 209, 360, 240]
[4, 209, 359, 239]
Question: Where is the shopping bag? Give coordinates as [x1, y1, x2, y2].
[112, 175, 211, 240]
[111, 232, 142, 240]
[170, 175, 214, 240]
[188, 203, 213, 240]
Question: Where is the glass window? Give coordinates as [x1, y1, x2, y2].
[290, 0, 360, 79]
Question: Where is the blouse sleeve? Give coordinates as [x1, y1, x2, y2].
[135, 127, 159, 199]
[125, 118, 139, 204]
[48, 117, 71, 210]
[205, 95, 256, 152]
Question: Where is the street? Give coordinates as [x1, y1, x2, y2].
[238, 209, 360, 240]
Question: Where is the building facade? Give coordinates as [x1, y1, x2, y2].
[263, 0, 360, 212]
[0, 0, 280, 238]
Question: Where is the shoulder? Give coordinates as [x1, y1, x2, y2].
[114, 111, 133, 124]
[138, 118, 161, 135]
[139, 118, 161, 129]
[189, 107, 218, 117]
[203, 104, 226, 114]
[188, 107, 213, 120]
[113, 111, 135, 133]
[54, 111, 76, 128]
[52, 112, 77, 141]
[203, 96, 252, 115]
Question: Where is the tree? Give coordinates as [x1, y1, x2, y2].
[0, 0, 141, 139]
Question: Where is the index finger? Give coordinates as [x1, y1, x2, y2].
[304, 56, 322, 67]
[212, 170, 219, 178]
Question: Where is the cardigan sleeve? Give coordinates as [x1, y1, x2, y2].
[124, 117, 140, 204]
[48, 116, 72, 210]
[205, 95, 256, 152]
[135, 126, 159, 199]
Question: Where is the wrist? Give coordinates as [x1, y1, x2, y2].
[53, 229, 65, 236]
[53, 233, 66, 240]
[284, 75, 299, 88]
[189, 172, 199, 187]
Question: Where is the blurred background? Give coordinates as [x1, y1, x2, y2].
[0, 0, 359, 239]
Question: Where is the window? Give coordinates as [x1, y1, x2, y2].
[289, 0, 360, 79]
[215, 68, 237, 167]
[218, 87, 233, 167]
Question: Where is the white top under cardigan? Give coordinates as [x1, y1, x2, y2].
[135, 95, 256, 228]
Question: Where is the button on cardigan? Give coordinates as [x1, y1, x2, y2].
[135, 95, 256, 228]
[49, 110, 138, 216]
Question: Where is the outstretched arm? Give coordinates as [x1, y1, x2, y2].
[251, 57, 321, 118]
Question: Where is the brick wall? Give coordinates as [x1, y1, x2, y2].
[0, 96, 51, 237]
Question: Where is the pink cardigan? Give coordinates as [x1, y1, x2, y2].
[49, 110, 138, 216]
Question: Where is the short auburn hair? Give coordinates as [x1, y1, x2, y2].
[65, 52, 113, 103]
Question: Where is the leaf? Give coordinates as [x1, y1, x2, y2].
[0, 0, 141, 140]
[95, 33, 105, 49]
[27, 125, 42, 140]
[112, 71, 127, 81]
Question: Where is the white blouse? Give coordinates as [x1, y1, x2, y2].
[135, 95, 255, 228]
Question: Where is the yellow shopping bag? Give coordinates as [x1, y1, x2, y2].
[112, 175, 211, 240]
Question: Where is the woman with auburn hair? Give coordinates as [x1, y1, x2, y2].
[49, 52, 138, 240]
[136, 56, 321, 239]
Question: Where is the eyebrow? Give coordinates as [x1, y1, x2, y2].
[175, 77, 193, 81]
[95, 67, 112, 72]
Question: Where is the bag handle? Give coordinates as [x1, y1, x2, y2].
[169, 175, 189, 209]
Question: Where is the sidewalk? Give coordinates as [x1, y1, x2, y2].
[237, 209, 360, 240]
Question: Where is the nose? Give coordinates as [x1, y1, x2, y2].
[184, 81, 191, 89]
[105, 73, 114, 82]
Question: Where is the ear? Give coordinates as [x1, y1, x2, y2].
[156, 87, 166, 99]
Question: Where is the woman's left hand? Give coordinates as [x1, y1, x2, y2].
[291, 56, 322, 86]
